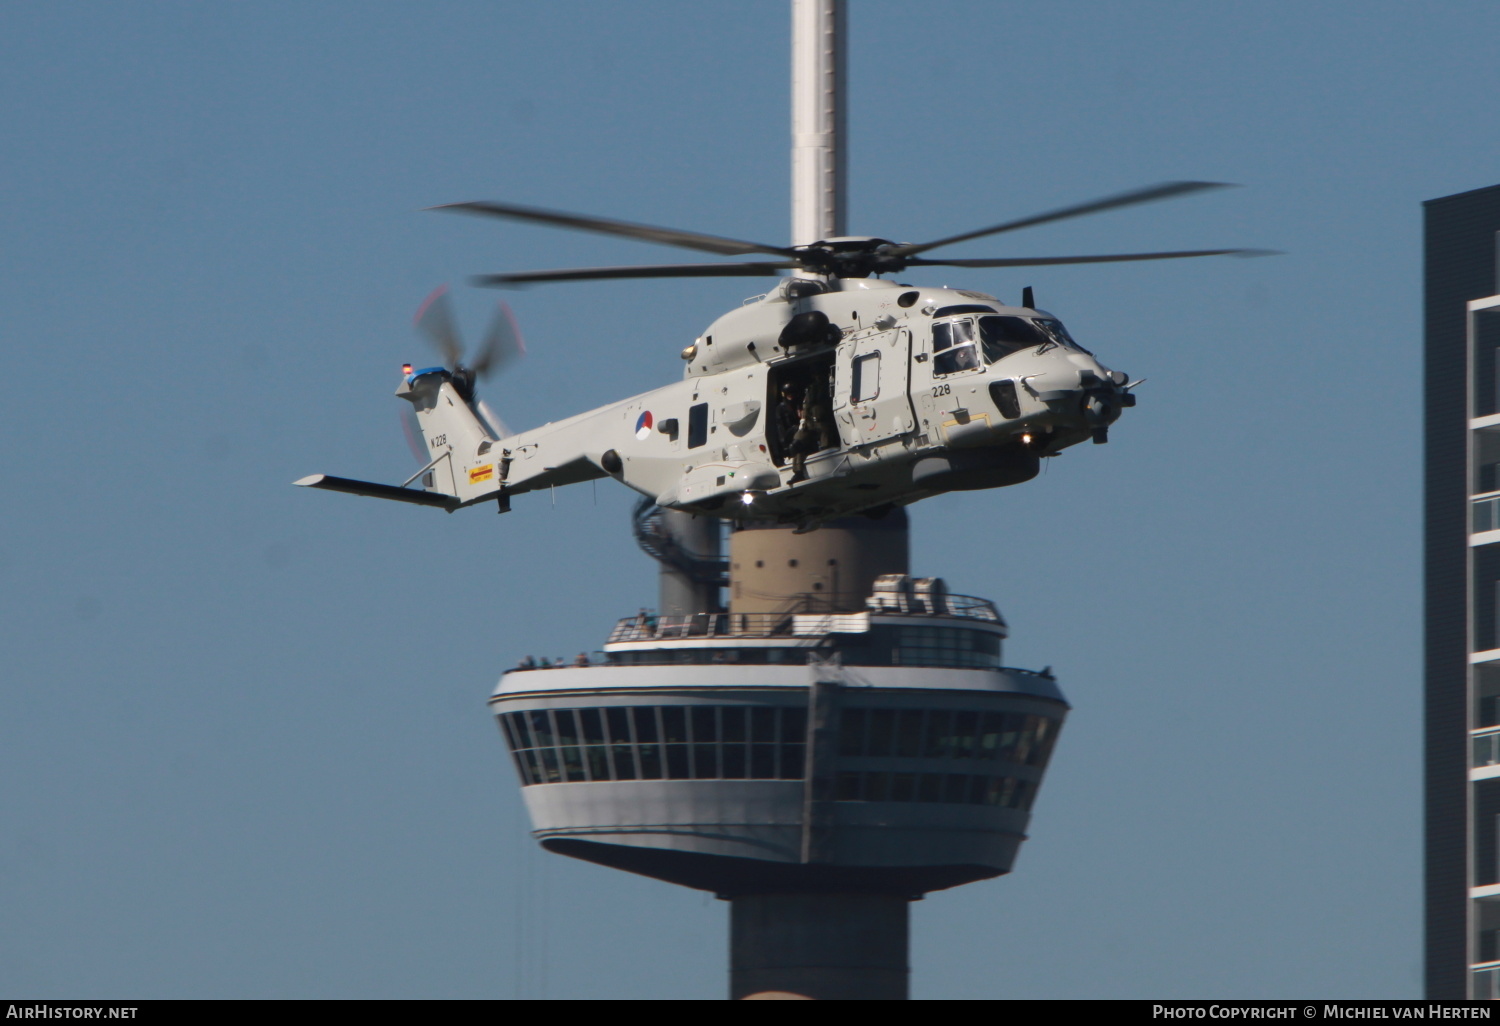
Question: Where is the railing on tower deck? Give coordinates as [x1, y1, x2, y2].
[606, 592, 1002, 645]
[931, 593, 1003, 622]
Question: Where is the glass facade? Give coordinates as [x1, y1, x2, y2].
[836, 707, 1058, 767]
[496, 704, 1060, 805]
[1475, 495, 1500, 535]
[499, 705, 807, 785]
[1476, 729, 1500, 769]
[606, 648, 801, 666]
[1424, 184, 1500, 997]
[834, 770, 1037, 810]
[883, 626, 1000, 669]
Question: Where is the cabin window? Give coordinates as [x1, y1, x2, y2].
[932, 320, 980, 375]
[852, 352, 881, 402]
[687, 402, 709, 448]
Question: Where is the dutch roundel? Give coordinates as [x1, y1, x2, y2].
[635, 411, 654, 441]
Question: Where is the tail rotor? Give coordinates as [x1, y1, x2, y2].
[403, 285, 526, 455]
[413, 285, 526, 396]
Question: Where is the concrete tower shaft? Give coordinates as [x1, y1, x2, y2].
[729, 510, 909, 616]
[656, 509, 724, 617]
[724, 1, 922, 998]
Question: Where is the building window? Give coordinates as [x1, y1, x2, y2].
[1477, 781, 1500, 887]
[498, 704, 807, 785]
[885, 625, 1001, 669]
[1477, 496, 1500, 534]
[1481, 695, 1500, 730]
[1477, 730, 1500, 768]
[1475, 547, 1500, 652]
[833, 770, 1037, 809]
[837, 707, 1060, 769]
[1480, 928, 1500, 965]
[1480, 462, 1500, 495]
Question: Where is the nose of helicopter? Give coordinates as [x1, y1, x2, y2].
[1021, 355, 1134, 442]
[1075, 364, 1134, 440]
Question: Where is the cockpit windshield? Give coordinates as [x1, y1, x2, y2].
[977, 315, 1090, 362]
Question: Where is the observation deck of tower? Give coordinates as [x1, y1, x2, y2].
[489, 508, 1067, 999]
[493, 532, 1062, 887]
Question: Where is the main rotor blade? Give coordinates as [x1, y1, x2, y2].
[432, 201, 797, 259]
[907, 247, 1277, 269]
[472, 261, 797, 288]
[471, 301, 524, 378]
[413, 285, 463, 367]
[895, 181, 1235, 257]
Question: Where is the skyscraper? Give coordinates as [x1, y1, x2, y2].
[1424, 183, 1500, 999]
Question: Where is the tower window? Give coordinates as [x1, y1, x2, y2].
[497, 704, 809, 785]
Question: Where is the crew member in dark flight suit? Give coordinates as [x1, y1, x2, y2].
[789, 381, 828, 484]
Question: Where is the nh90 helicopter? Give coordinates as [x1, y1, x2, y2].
[298, 181, 1266, 526]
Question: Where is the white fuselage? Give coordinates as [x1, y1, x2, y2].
[429, 277, 1131, 525]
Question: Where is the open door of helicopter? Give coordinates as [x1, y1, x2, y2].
[765, 351, 838, 470]
[832, 325, 915, 447]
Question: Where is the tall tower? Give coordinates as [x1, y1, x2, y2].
[486, 1, 1068, 999]
[1423, 183, 1500, 999]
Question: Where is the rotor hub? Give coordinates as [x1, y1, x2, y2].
[792, 237, 905, 277]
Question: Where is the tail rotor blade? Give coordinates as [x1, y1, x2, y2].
[476, 397, 511, 440]
[399, 408, 427, 464]
[414, 285, 464, 368]
[472, 301, 525, 379]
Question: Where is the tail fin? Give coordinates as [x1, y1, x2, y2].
[396, 368, 503, 502]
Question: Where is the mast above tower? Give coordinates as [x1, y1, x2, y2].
[790, 0, 846, 248]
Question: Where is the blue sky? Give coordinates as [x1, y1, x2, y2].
[1, 0, 1490, 999]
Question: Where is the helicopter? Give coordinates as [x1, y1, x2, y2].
[297, 180, 1267, 527]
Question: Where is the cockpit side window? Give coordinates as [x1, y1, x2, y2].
[932, 319, 980, 375]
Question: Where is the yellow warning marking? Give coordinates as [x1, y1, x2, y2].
[941, 413, 990, 440]
[469, 464, 495, 484]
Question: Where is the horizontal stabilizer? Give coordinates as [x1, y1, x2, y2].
[294, 474, 459, 510]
